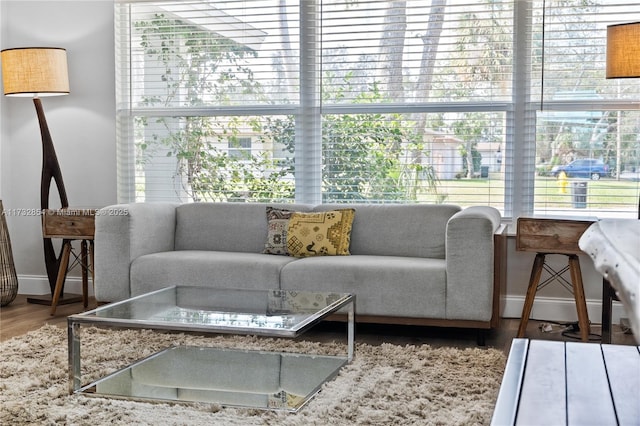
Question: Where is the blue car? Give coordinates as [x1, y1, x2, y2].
[551, 159, 609, 180]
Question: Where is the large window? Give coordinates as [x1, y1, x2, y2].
[115, 0, 640, 219]
[529, 2, 640, 218]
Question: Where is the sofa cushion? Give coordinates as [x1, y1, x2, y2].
[287, 209, 355, 257]
[280, 255, 447, 318]
[313, 204, 461, 259]
[175, 202, 312, 253]
[130, 251, 297, 296]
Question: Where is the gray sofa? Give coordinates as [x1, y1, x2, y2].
[94, 202, 506, 334]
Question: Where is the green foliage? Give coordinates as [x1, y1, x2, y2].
[136, 14, 260, 106]
[322, 81, 419, 201]
[136, 16, 440, 203]
[135, 15, 292, 202]
[323, 112, 403, 201]
[257, 82, 437, 203]
[452, 113, 495, 178]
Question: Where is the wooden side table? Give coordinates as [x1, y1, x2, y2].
[516, 217, 595, 342]
[42, 209, 96, 315]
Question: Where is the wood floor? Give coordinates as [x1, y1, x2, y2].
[1, 294, 637, 354]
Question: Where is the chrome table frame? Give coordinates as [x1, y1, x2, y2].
[68, 286, 355, 409]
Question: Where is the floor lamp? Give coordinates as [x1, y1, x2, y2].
[606, 22, 640, 219]
[1, 47, 79, 305]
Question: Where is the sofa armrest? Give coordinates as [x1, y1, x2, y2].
[445, 206, 502, 323]
[94, 202, 178, 302]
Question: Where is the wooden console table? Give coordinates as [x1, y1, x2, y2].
[42, 209, 96, 315]
[491, 339, 639, 425]
[516, 217, 594, 342]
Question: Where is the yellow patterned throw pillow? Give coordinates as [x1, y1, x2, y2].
[286, 209, 355, 257]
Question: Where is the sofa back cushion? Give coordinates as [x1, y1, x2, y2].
[175, 202, 460, 258]
[175, 202, 312, 252]
[314, 204, 461, 259]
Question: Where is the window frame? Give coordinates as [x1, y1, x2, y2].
[115, 0, 640, 220]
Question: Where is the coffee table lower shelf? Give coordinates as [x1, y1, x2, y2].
[76, 345, 348, 412]
[67, 287, 355, 412]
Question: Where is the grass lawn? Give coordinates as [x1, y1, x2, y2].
[419, 174, 640, 212]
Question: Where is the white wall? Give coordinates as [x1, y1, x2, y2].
[1, 0, 116, 295]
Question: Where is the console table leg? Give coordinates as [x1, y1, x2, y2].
[518, 253, 545, 337]
[569, 255, 590, 342]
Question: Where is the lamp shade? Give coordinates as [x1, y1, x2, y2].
[1, 47, 69, 97]
[607, 22, 640, 79]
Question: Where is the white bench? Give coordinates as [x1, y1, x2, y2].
[491, 339, 640, 425]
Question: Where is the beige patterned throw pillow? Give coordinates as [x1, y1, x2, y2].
[263, 207, 294, 255]
[286, 209, 355, 257]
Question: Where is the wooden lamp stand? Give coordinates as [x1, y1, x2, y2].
[26, 98, 83, 307]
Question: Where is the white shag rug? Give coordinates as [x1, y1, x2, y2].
[0, 325, 505, 425]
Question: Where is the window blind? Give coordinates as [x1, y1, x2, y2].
[531, 1, 640, 216]
[115, 0, 640, 219]
[116, 0, 301, 203]
[319, 0, 512, 210]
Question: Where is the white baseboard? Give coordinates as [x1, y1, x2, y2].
[16, 274, 94, 297]
[17, 275, 624, 326]
[503, 294, 627, 326]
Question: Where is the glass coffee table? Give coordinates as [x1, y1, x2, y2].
[67, 286, 355, 412]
